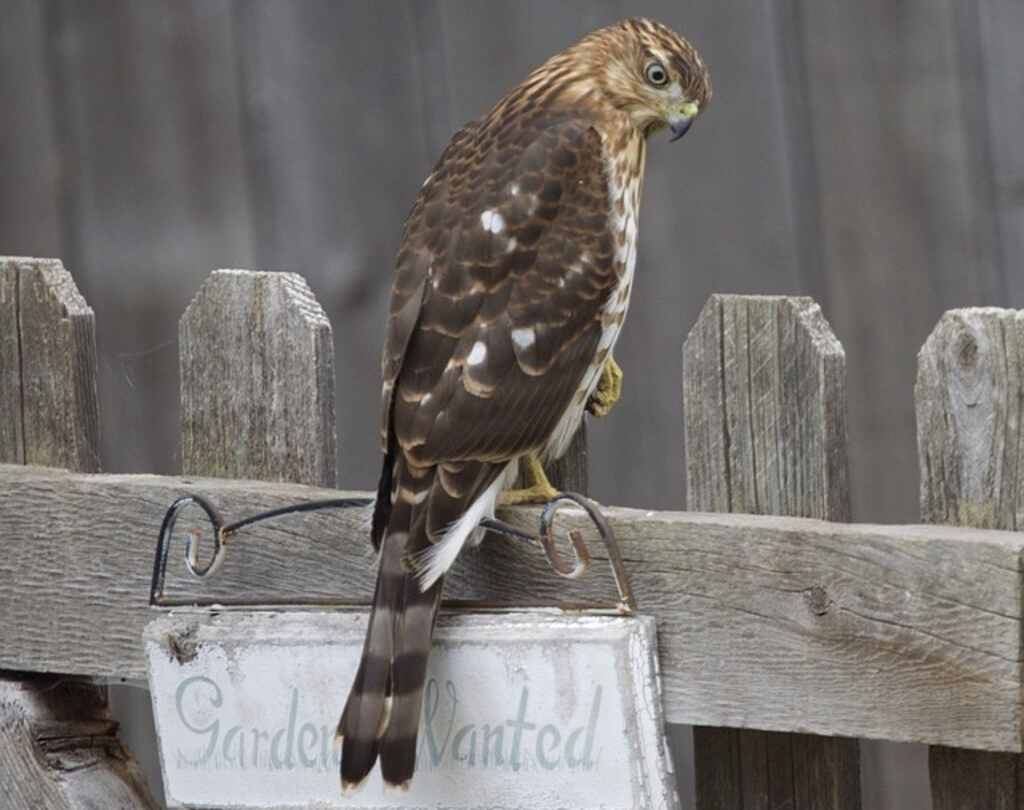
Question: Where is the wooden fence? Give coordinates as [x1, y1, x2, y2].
[1, 256, 1022, 809]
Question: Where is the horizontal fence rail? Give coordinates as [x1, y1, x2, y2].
[2, 464, 1023, 753]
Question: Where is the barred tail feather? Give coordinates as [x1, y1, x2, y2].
[379, 573, 443, 787]
[338, 511, 407, 790]
[340, 457, 507, 791]
[338, 531, 444, 789]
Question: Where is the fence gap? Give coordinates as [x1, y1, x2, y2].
[180, 269, 337, 487]
[917, 308, 1024, 809]
[0, 257, 155, 809]
[684, 294, 860, 809]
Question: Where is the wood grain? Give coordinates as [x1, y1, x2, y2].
[1, 464, 1022, 752]
[0, 257, 100, 471]
[0, 262, 20, 460]
[694, 731, 862, 810]
[0, 258, 149, 807]
[685, 295, 859, 809]
[0, 675, 158, 809]
[684, 295, 849, 521]
[930, 747, 1023, 810]
[918, 307, 1024, 808]
[917, 308, 1024, 530]
[180, 269, 336, 488]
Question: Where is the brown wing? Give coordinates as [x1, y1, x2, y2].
[377, 123, 479, 450]
[370, 109, 617, 557]
[386, 112, 616, 461]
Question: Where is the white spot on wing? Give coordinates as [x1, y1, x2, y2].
[480, 209, 505, 234]
[467, 341, 487, 366]
[511, 327, 536, 350]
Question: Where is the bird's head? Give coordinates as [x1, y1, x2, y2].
[565, 18, 712, 142]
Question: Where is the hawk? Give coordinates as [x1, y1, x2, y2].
[338, 17, 710, 790]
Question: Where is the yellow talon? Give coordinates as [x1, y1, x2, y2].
[500, 452, 560, 505]
[587, 356, 623, 418]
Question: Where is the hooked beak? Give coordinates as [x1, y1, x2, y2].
[668, 101, 700, 142]
[668, 116, 693, 141]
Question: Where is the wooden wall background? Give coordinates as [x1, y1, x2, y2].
[2, 1, 1021, 807]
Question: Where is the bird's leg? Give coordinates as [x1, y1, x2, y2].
[500, 452, 560, 505]
[587, 355, 623, 418]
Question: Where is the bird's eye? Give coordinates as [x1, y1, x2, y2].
[645, 61, 669, 87]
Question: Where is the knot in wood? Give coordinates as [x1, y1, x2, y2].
[804, 585, 831, 616]
[956, 331, 978, 369]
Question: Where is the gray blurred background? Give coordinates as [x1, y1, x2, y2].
[2, 0, 1021, 807]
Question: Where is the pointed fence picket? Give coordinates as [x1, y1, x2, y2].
[917, 308, 1024, 810]
[0, 257, 156, 809]
[684, 295, 860, 809]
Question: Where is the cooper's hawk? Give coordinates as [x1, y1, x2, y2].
[338, 17, 710, 790]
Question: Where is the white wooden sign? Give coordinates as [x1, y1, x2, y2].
[145, 609, 678, 809]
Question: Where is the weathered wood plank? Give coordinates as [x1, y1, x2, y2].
[686, 295, 859, 809]
[0, 257, 100, 471]
[179, 265, 338, 810]
[695, 730, 863, 810]
[930, 747, 1023, 810]
[0, 265, 20, 460]
[684, 295, 850, 521]
[0, 675, 158, 809]
[0, 258, 150, 807]
[917, 308, 1024, 530]
[1, 464, 1022, 752]
[918, 308, 1024, 808]
[180, 269, 336, 488]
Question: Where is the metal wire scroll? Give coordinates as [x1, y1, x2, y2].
[150, 490, 636, 612]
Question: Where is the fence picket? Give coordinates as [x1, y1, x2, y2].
[684, 294, 860, 809]
[180, 269, 336, 487]
[917, 308, 1024, 809]
[0, 257, 100, 470]
[0, 257, 154, 809]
